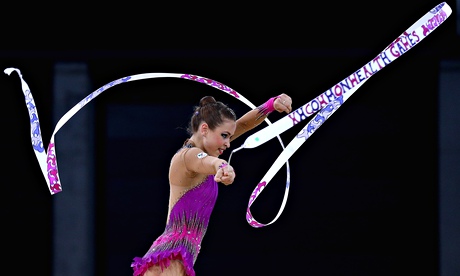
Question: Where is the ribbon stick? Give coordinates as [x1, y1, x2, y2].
[241, 2, 451, 228]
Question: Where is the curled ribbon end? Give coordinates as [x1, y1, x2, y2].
[4, 67, 18, 75]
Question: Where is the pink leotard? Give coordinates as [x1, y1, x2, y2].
[131, 175, 218, 276]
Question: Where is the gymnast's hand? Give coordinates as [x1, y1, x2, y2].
[214, 163, 235, 186]
[274, 93, 292, 113]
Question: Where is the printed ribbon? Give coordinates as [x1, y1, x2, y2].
[5, 69, 291, 225]
[231, 1, 451, 227]
[5, 2, 451, 229]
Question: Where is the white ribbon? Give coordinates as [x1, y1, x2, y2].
[5, 2, 451, 229]
[235, 1, 451, 228]
[5, 69, 291, 225]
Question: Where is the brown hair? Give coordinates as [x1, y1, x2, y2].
[187, 96, 236, 135]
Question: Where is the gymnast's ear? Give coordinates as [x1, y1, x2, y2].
[200, 122, 209, 136]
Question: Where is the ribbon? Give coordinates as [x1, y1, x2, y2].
[5, 69, 290, 226]
[5, 2, 451, 229]
[227, 1, 451, 228]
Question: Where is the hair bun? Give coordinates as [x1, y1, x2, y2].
[199, 96, 216, 107]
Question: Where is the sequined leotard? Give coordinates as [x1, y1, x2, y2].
[131, 174, 218, 276]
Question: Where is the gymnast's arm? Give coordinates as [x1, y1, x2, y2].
[181, 147, 235, 185]
[231, 93, 292, 141]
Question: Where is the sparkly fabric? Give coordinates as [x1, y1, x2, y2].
[131, 175, 218, 276]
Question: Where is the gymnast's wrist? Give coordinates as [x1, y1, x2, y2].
[215, 160, 228, 172]
[257, 96, 279, 116]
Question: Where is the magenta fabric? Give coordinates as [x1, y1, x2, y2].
[131, 175, 218, 276]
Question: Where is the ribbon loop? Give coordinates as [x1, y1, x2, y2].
[6, 70, 291, 226]
[5, 2, 451, 228]
[238, 1, 451, 227]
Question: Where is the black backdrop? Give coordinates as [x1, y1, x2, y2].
[1, 1, 458, 275]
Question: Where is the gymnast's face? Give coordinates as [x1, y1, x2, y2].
[202, 119, 236, 157]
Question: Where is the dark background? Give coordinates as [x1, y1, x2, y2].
[1, 1, 458, 275]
